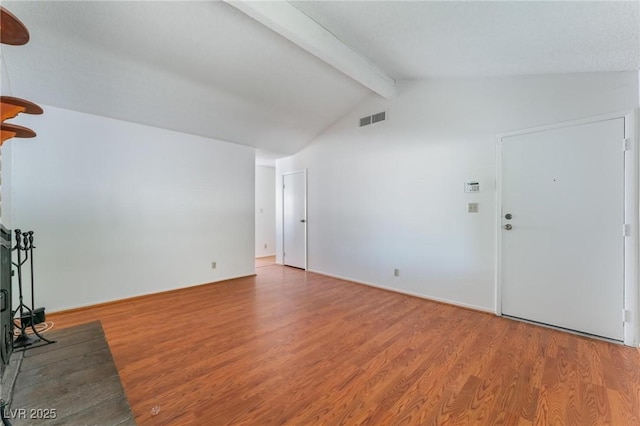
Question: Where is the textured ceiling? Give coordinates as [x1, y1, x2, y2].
[1, 1, 639, 160]
[293, 1, 640, 79]
[0, 1, 370, 156]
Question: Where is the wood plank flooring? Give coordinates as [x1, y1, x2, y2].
[255, 256, 276, 268]
[49, 265, 640, 425]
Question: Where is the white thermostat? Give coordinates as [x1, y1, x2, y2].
[465, 181, 480, 193]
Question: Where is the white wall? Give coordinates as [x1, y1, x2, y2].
[255, 165, 276, 257]
[9, 106, 255, 311]
[276, 72, 639, 312]
[1, 48, 13, 227]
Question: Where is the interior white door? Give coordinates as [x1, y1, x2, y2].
[500, 118, 625, 341]
[283, 171, 306, 269]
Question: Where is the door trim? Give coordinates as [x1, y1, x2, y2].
[281, 169, 307, 270]
[495, 110, 639, 347]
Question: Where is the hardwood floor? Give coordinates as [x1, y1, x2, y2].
[255, 255, 276, 268]
[49, 265, 640, 425]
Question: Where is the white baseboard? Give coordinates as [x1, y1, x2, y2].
[307, 268, 495, 315]
[255, 254, 276, 259]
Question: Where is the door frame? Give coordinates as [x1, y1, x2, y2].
[495, 110, 639, 347]
[281, 169, 307, 270]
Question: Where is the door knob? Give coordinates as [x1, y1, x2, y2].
[504, 224, 512, 230]
[300, 219, 306, 223]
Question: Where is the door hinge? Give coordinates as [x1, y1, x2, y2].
[623, 138, 631, 151]
[623, 224, 631, 237]
[623, 309, 632, 323]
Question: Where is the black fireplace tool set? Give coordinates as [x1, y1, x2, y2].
[12, 229, 55, 350]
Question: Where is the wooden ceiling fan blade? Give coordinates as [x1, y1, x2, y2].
[0, 129, 16, 145]
[1, 123, 36, 141]
[1, 97, 43, 121]
[1, 103, 25, 121]
[0, 7, 30, 46]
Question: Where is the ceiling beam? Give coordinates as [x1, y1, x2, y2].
[225, 1, 396, 99]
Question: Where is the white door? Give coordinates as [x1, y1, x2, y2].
[500, 118, 625, 341]
[283, 171, 306, 269]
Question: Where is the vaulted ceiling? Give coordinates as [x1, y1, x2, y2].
[2, 1, 638, 162]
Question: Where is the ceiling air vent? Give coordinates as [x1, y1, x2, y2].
[359, 111, 386, 127]
[359, 116, 372, 127]
[371, 111, 386, 124]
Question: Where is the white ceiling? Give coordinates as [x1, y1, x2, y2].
[0, 1, 370, 157]
[292, 1, 640, 79]
[2, 1, 639, 161]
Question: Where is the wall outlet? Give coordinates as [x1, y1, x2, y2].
[468, 203, 479, 213]
[394, 268, 399, 277]
[212, 261, 217, 269]
[264, 243, 267, 249]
